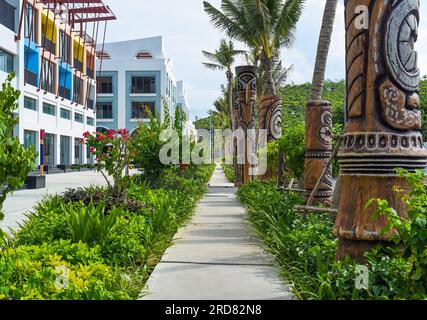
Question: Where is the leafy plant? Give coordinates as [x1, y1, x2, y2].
[367, 169, 427, 298]
[0, 73, 37, 221]
[277, 118, 305, 179]
[238, 179, 425, 300]
[64, 202, 121, 245]
[82, 128, 134, 196]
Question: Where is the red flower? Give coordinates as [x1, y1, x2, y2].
[79, 138, 85, 144]
[97, 134, 104, 141]
[117, 128, 129, 137]
[89, 147, 95, 154]
[83, 131, 90, 139]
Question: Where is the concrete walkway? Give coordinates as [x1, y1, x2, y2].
[140, 165, 292, 300]
[0, 171, 110, 233]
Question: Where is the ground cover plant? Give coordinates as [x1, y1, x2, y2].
[237, 178, 426, 300]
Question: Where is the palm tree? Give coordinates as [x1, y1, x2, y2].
[309, 0, 338, 101]
[202, 39, 245, 128]
[203, 0, 305, 96]
[245, 50, 294, 97]
[305, 0, 339, 205]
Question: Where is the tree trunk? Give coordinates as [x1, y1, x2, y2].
[310, 0, 338, 101]
[227, 69, 234, 129]
[262, 55, 276, 96]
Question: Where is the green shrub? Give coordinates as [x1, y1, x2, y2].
[221, 162, 234, 183]
[368, 169, 427, 299]
[278, 118, 305, 179]
[0, 240, 131, 300]
[0, 73, 37, 221]
[238, 180, 425, 300]
[2, 163, 215, 300]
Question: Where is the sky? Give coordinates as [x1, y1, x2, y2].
[103, 0, 427, 120]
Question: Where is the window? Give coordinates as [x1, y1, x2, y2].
[96, 103, 113, 119]
[0, 0, 15, 31]
[87, 117, 94, 126]
[131, 101, 155, 119]
[131, 76, 155, 94]
[59, 30, 70, 63]
[73, 76, 83, 105]
[96, 51, 110, 60]
[24, 3, 37, 42]
[74, 113, 83, 123]
[41, 59, 55, 94]
[43, 102, 55, 116]
[97, 77, 113, 94]
[24, 130, 37, 150]
[135, 51, 153, 59]
[24, 97, 37, 111]
[60, 108, 71, 120]
[0, 49, 13, 73]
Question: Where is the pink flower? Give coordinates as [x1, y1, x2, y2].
[79, 138, 85, 144]
[89, 147, 95, 154]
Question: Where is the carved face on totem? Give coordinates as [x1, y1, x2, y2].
[235, 70, 257, 131]
[379, 0, 421, 131]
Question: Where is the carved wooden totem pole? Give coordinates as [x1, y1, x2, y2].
[258, 89, 282, 181]
[334, 0, 427, 260]
[304, 101, 333, 204]
[234, 66, 257, 187]
[259, 95, 282, 142]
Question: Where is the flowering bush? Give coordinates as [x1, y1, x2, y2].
[81, 129, 135, 196]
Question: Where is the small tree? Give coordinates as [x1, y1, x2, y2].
[82, 128, 134, 196]
[130, 102, 172, 181]
[0, 73, 37, 220]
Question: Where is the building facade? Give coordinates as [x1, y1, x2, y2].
[176, 80, 189, 118]
[0, 0, 112, 167]
[96, 36, 187, 133]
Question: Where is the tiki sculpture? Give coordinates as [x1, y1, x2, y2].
[234, 66, 257, 187]
[259, 95, 282, 142]
[258, 93, 282, 180]
[304, 101, 333, 204]
[334, 0, 427, 260]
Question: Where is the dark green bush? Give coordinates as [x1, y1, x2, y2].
[238, 180, 424, 300]
[1, 163, 215, 300]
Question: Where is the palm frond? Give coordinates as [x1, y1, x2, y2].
[202, 63, 225, 71]
[203, 1, 249, 43]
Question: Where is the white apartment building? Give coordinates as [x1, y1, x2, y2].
[95, 36, 189, 133]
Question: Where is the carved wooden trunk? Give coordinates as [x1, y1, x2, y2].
[259, 94, 282, 142]
[304, 100, 333, 203]
[334, 0, 427, 260]
[234, 66, 257, 187]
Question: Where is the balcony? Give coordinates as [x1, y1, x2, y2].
[42, 36, 56, 54]
[87, 98, 94, 110]
[74, 59, 84, 73]
[24, 70, 37, 87]
[58, 86, 71, 100]
[0, 0, 15, 32]
[86, 67, 94, 79]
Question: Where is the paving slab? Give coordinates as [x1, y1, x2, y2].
[140, 165, 292, 300]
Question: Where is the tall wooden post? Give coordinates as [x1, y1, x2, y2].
[259, 95, 282, 142]
[334, 0, 427, 260]
[234, 66, 257, 187]
[304, 101, 333, 204]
